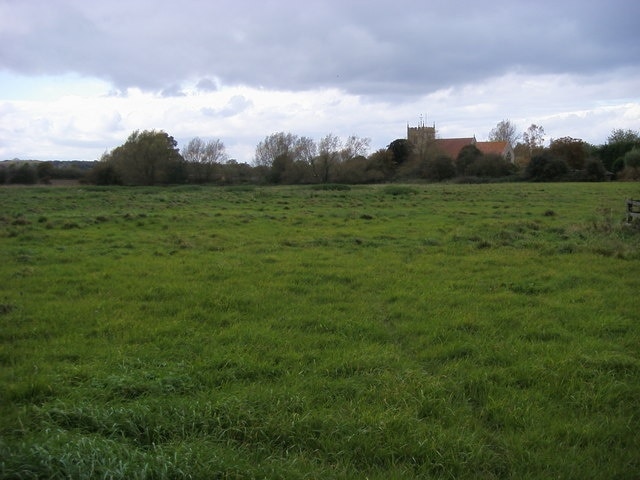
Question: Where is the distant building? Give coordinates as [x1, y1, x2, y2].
[435, 137, 477, 159]
[406, 123, 515, 163]
[407, 123, 436, 146]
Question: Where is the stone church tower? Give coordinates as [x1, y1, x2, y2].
[407, 123, 436, 145]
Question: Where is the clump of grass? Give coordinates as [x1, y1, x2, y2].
[11, 216, 30, 226]
[382, 185, 417, 196]
[225, 185, 256, 192]
[0, 303, 14, 314]
[310, 183, 351, 191]
[5, 381, 55, 404]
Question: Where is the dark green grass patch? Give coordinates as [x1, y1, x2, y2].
[1, 183, 639, 478]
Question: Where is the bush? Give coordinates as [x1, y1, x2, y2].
[623, 148, 640, 168]
[86, 162, 123, 185]
[612, 157, 626, 174]
[465, 154, 515, 178]
[455, 145, 482, 175]
[525, 153, 569, 181]
[583, 158, 607, 182]
[421, 155, 456, 181]
[617, 166, 640, 181]
[9, 163, 38, 184]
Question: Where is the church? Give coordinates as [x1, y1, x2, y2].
[407, 122, 514, 163]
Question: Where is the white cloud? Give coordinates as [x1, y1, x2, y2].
[1, 70, 639, 161]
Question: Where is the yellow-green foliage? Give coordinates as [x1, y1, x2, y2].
[1, 183, 639, 478]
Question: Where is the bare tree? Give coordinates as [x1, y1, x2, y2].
[297, 136, 317, 166]
[183, 137, 228, 182]
[255, 132, 320, 183]
[341, 135, 371, 161]
[183, 137, 228, 164]
[254, 132, 301, 167]
[522, 124, 546, 156]
[314, 133, 342, 183]
[488, 120, 520, 146]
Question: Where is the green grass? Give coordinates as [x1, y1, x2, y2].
[1, 183, 639, 478]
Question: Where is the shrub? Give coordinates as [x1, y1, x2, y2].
[617, 166, 640, 181]
[465, 154, 515, 178]
[623, 148, 640, 169]
[8, 163, 38, 184]
[583, 158, 607, 182]
[525, 153, 568, 181]
[421, 155, 456, 181]
[455, 145, 482, 175]
[87, 162, 123, 185]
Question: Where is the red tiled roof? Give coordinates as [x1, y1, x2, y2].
[475, 141, 508, 156]
[435, 138, 475, 159]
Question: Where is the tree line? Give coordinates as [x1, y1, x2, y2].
[2, 122, 640, 186]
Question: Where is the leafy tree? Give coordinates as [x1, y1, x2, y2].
[421, 155, 456, 181]
[388, 139, 413, 166]
[466, 154, 515, 178]
[549, 137, 587, 170]
[95, 130, 185, 185]
[583, 158, 606, 182]
[219, 160, 256, 185]
[8, 163, 38, 184]
[365, 149, 395, 182]
[87, 159, 122, 185]
[488, 119, 519, 146]
[525, 152, 568, 181]
[608, 129, 640, 144]
[36, 162, 54, 183]
[596, 129, 640, 171]
[623, 147, 640, 168]
[455, 145, 482, 175]
[333, 155, 369, 184]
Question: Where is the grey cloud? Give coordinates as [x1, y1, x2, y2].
[200, 95, 252, 118]
[160, 85, 186, 97]
[196, 78, 218, 92]
[2, 0, 639, 98]
[219, 96, 252, 117]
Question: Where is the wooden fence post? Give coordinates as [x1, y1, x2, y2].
[627, 199, 640, 224]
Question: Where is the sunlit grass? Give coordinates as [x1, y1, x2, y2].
[1, 183, 639, 478]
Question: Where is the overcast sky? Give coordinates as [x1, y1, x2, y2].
[1, 0, 639, 162]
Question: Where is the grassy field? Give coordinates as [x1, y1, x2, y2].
[1, 182, 639, 479]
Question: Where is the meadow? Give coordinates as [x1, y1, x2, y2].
[1, 182, 639, 479]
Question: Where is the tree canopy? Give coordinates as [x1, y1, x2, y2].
[93, 130, 185, 185]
